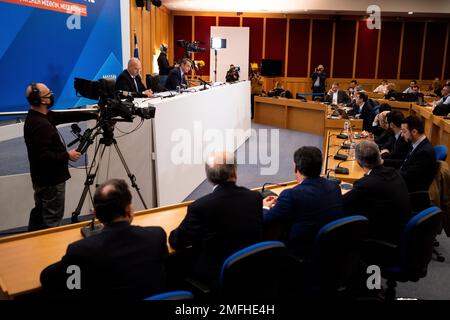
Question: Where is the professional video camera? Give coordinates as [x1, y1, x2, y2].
[176, 39, 205, 59]
[70, 77, 154, 227]
[74, 77, 155, 123]
[226, 65, 240, 83]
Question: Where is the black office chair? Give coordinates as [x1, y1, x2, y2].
[308, 216, 369, 298]
[365, 207, 443, 300]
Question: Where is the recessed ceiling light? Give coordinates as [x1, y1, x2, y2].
[408, 11, 413, 15]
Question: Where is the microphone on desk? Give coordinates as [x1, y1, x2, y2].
[333, 146, 348, 161]
[326, 169, 341, 185]
[259, 182, 287, 198]
[335, 160, 350, 175]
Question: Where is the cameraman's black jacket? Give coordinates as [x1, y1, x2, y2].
[24, 109, 97, 187]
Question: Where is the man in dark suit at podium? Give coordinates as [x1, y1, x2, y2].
[115, 58, 153, 97]
[165, 58, 192, 91]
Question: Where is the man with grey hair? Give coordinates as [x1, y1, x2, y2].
[115, 58, 153, 97]
[169, 151, 263, 287]
[343, 140, 411, 244]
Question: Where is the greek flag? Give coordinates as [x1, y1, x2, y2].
[134, 33, 139, 59]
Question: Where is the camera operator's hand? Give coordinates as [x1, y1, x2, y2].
[68, 149, 81, 161]
[143, 89, 153, 97]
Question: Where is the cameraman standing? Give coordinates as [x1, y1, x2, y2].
[24, 83, 97, 231]
[226, 64, 240, 83]
[311, 64, 327, 96]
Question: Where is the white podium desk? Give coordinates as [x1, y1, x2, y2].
[0, 81, 251, 230]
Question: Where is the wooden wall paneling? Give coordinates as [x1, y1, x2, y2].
[400, 22, 425, 80]
[444, 23, 450, 80]
[377, 21, 402, 80]
[355, 20, 379, 79]
[422, 22, 447, 80]
[333, 20, 356, 78]
[242, 17, 264, 65]
[287, 19, 310, 77]
[310, 20, 333, 76]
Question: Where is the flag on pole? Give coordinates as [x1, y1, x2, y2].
[134, 33, 139, 59]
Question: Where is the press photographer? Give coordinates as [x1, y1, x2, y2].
[226, 64, 240, 83]
[24, 83, 98, 231]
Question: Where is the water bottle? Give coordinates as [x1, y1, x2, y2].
[343, 120, 350, 135]
[349, 141, 356, 160]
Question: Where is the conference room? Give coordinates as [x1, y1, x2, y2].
[0, 0, 450, 307]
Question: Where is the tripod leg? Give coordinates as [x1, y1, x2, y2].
[112, 140, 148, 209]
[71, 143, 108, 223]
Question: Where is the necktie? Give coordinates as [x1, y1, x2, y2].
[400, 146, 414, 170]
[133, 77, 139, 93]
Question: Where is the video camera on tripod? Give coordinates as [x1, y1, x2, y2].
[70, 77, 154, 230]
[176, 39, 205, 59]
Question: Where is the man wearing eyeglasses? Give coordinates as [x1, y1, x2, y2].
[24, 83, 97, 231]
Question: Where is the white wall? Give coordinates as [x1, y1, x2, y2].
[209, 27, 250, 83]
[120, 0, 131, 68]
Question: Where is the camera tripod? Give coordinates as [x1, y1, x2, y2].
[71, 122, 147, 224]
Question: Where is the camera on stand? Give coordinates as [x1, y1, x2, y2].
[70, 77, 155, 236]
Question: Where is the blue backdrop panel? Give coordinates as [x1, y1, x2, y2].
[0, 0, 123, 112]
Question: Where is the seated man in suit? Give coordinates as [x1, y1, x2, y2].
[324, 82, 351, 105]
[343, 140, 411, 244]
[353, 91, 375, 132]
[165, 58, 192, 91]
[403, 80, 418, 94]
[381, 110, 411, 167]
[115, 58, 153, 97]
[432, 86, 450, 116]
[383, 83, 398, 100]
[169, 151, 263, 287]
[407, 85, 423, 102]
[396, 116, 437, 192]
[347, 79, 358, 98]
[263, 146, 343, 259]
[40, 179, 168, 300]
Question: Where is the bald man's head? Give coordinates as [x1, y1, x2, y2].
[205, 151, 237, 185]
[127, 58, 142, 77]
[26, 83, 54, 108]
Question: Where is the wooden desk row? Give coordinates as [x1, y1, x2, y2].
[411, 105, 450, 167]
[322, 130, 364, 184]
[254, 96, 363, 136]
[0, 181, 298, 299]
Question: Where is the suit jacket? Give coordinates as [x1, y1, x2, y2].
[115, 69, 147, 94]
[40, 222, 168, 300]
[165, 67, 187, 91]
[310, 71, 327, 91]
[399, 137, 437, 192]
[157, 53, 172, 76]
[343, 166, 412, 244]
[382, 133, 411, 168]
[384, 90, 398, 100]
[169, 182, 263, 286]
[353, 102, 374, 132]
[263, 177, 343, 259]
[324, 90, 351, 105]
[428, 161, 450, 236]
